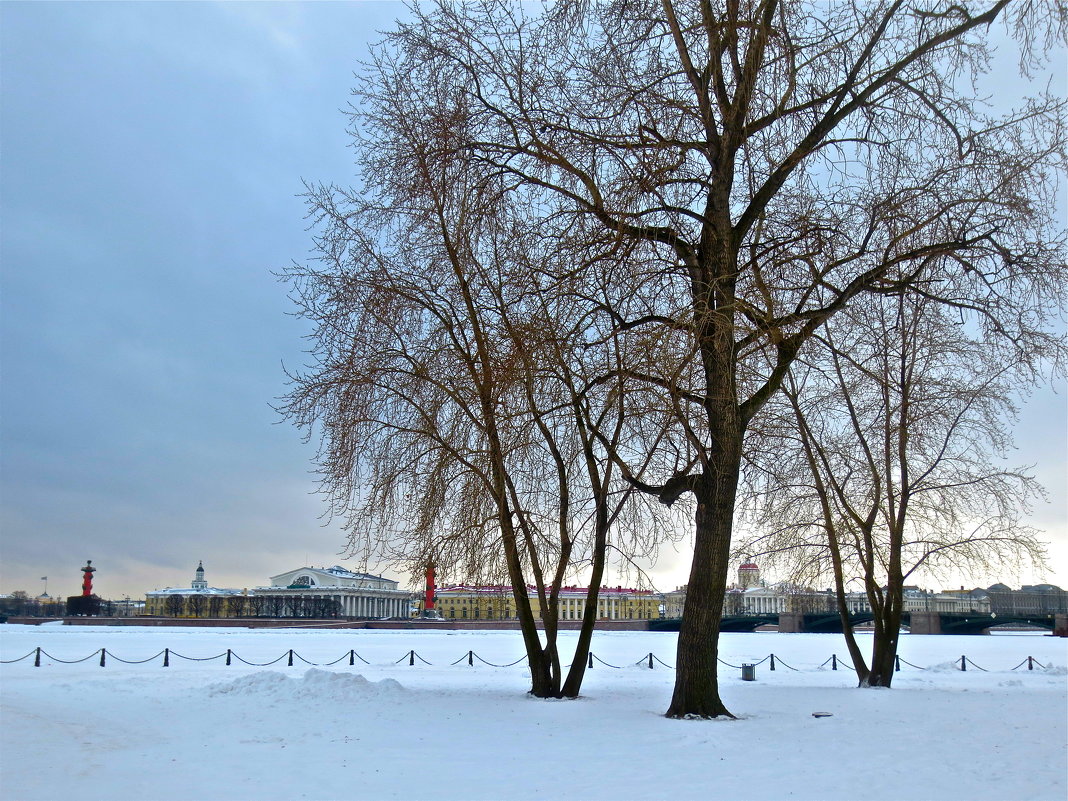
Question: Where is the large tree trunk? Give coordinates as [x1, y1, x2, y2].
[666, 467, 739, 718]
[664, 249, 743, 718]
[540, 592, 563, 696]
[864, 584, 902, 688]
[509, 580, 556, 697]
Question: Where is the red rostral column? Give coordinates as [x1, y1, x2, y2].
[81, 560, 96, 597]
[424, 560, 436, 611]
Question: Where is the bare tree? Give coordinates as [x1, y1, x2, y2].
[246, 595, 267, 618]
[284, 105, 667, 696]
[741, 292, 1049, 686]
[226, 596, 247, 619]
[371, 0, 1065, 717]
[164, 594, 184, 618]
[186, 594, 206, 619]
[265, 595, 285, 618]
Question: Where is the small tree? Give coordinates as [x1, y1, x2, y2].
[246, 595, 267, 618]
[5, 591, 31, 616]
[164, 594, 185, 617]
[186, 594, 206, 619]
[265, 596, 285, 618]
[742, 292, 1049, 686]
[226, 596, 247, 618]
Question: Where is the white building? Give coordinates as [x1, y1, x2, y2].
[254, 565, 413, 619]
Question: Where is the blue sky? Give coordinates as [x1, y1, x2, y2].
[1, 1, 1064, 601]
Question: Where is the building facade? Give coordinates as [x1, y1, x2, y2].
[986, 583, 1067, 615]
[144, 562, 244, 617]
[252, 565, 413, 619]
[145, 563, 412, 619]
[662, 587, 687, 619]
[722, 584, 835, 615]
[427, 584, 662, 621]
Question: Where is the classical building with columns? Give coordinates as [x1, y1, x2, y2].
[253, 565, 413, 619]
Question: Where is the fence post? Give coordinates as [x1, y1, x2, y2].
[1028, 656, 1034, 671]
[588, 653, 594, 669]
[960, 655, 966, 671]
[895, 655, 900, 672]
[226, 649, 232, 666]
[769, 654, 776, 671]
[648, 653, 654, 669]
[288, 649, 294, 667]
[831, 654, 837, 670]
[163, 648, 169, 667]
[349, 649, 355, 666]
[34, 647, 41, 667]
[409, 650, 415, 666]
[99, 648, 106, 667]
[468, 650, 474, 666]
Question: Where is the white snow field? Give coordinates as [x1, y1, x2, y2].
[1, 624, 1064, 801]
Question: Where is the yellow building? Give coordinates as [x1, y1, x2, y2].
[426, 584, 662, 621]
[143, 562, 245, 617]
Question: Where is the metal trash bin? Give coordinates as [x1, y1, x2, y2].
[741, 663, 756, 681]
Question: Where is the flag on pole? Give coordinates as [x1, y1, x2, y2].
[41, 577, 47, 581]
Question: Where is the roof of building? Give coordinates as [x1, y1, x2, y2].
[146, 586, 243, 596]
[1021, 583, 1064, 593]
[268, 565, 391, 583]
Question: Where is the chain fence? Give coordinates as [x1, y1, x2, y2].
[1, 646, 1057, 673]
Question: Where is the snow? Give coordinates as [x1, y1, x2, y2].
[1, 625, 1064, 801]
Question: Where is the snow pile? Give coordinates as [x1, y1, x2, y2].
[207, 668, 405, 702]
[925, 659, 969, 672]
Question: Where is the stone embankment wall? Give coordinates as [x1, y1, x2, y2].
[5, 616, 652, 631]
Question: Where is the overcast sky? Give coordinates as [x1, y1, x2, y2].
[1, 1, 1065, 602]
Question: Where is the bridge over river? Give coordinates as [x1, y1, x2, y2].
[649, 611, 1063, 635]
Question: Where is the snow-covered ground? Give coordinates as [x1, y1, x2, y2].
[1, 624, 1064, 801]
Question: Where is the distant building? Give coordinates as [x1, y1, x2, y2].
[143, 562, 244, 617]
[731, 583, 834, 615]
[425, 584, 662, 620]
[191, 561, 208, 590]
[737, 562, 761, 588]
[663, 586, 687, 618]
[670, 571, 1060, 620]
[145, 563, 412, 619]
[986, 583, 1067, 615]
[252, 565, 412, 619]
